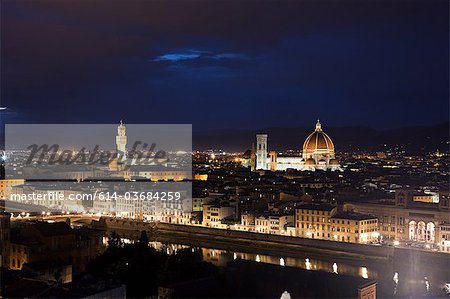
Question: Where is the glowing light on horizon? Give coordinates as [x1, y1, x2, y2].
[332, 262, 338, 274]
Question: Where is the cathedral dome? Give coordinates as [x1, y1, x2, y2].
[303, 120, 334, 152]
[305, 158, 315, 165]
[329, 158, 339, 165]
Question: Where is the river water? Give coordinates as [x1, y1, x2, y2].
[147, 241, 450, 298]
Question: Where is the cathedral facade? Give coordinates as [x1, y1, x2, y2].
[252, 120, 341, 171]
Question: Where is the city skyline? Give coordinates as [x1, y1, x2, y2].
[1, 1, 449, 298]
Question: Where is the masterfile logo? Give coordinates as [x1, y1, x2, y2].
[3, 124, 193, 215]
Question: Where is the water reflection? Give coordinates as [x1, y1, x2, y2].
[424, 277, 430, 292]
[147, 241, 376, 278]
[139, 241, 447, 297]
[305, 258, 311, 270]
[393, 272, 399, 295]
[332, 262, 338, 274]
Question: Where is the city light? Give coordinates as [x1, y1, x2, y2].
[361, 267, 368, 279]
[305, 258, 311, 270]
[332, 263, 338, 274]
[0, 0, 448, 297]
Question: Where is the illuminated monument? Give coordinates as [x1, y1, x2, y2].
[109, 120, 128, 171]
[302, 120, 338, 167]
[116, 120, 127, 156]
[253, 120, 340, 171]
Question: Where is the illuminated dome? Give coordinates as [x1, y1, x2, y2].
[305, 158, 315, 165]
[303, 120, 334, 152]
[329, 158, 339, 165]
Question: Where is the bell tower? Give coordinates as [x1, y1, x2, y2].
[256, 134, 268, 170]
[116, 120, 127, 159]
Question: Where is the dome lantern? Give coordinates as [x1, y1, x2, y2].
[315, 119, 322, 132]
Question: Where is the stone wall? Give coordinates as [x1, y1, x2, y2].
[98, 217, 391, 259]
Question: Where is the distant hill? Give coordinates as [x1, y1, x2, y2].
[193, 122, 449, 153]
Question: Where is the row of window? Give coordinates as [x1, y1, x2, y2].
[378, 215, 405, 225]
[298, 210, 330, 215]
[297, 216, 376, 226]
[300, 232, 360, 243]
[297, 223, 377, 234]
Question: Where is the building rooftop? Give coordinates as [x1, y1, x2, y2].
[128, 165, 190, 172]
[332, 212, 377, 221]
[296, 203, 336, 211]
[33, 221, 74, 237]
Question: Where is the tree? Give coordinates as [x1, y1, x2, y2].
[108, 231, 123, 250]
[139, 230, 149, 248]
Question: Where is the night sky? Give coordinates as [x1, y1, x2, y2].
[1, 0, 448, 131]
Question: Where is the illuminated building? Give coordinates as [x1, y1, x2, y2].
[238, 212, 293, 234]
[202, 200, 235, 228]
[412, 193, 439, 203]
[437, 222, 450, 252]
[295, 204, 379, 244]
[193, 174, 208, 181]
[129, 165, 190, 181]
[255, 134, 268, 170]
[0, 179, 25, 199]
[346, 189, 450, 250]
[253, 120, 341, 171]
[109, 120, 127, 170]
[116, 120, 127, 157]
